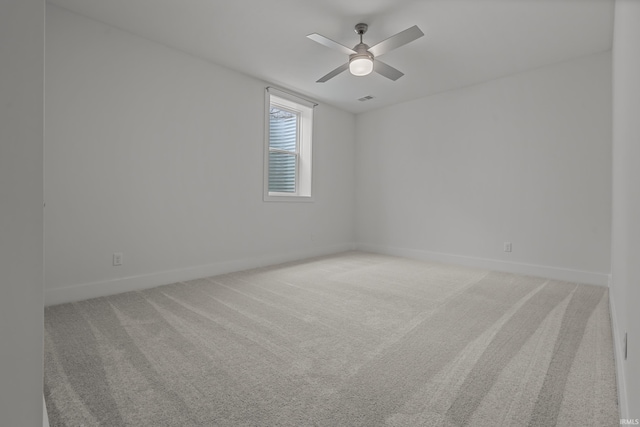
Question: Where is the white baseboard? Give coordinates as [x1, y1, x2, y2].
[43, 395, 49, 427]
[45, 242, 356, 306]
[356, 243, 610, 286]
[609, 285, 629, 419]
[45, 242, 609, 306]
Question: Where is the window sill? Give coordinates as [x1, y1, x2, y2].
[263, 194, 314, 203]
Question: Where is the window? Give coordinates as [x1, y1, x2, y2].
[264, 87, 315, 201]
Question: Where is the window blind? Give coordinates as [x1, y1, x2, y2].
[268, 107, 298, 193]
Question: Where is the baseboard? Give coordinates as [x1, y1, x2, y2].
[45, 242, 356, 306]
[43, 395, 49, 427]
[45, 241, 609, 305]
[356, 243, 610, 286]
[609, 285, 629, 419]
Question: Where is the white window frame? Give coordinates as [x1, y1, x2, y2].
[264, 87, 315, 202]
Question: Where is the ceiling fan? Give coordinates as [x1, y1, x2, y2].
[307, 23, 424, 83]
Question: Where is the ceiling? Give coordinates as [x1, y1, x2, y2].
[47, 0, 614, 114]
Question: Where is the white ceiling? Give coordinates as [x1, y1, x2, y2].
[47, 0, 614, 114]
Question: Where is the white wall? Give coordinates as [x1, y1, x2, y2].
[44, 6, 356, 304]
[0, 0, 44, 425]
[356, 52, 612, 285]
[611, 0, 640, 417]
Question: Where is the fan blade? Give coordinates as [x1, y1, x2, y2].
[307, 33, 356, 55]
[316, 63, 349, 83]
[368, 25, 424, 57]
[374, 60, 404, 81]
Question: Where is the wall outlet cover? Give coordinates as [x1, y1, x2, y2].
[113, 252, 123, 266]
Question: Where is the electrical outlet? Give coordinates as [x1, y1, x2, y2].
[113, 252, 123, 266]
[503, 242, 512, 252]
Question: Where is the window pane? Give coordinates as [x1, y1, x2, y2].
[269, 152, 296, 193]
[270, 107, 297, 152]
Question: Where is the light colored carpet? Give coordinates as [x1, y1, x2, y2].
[44, 251, 619, 426]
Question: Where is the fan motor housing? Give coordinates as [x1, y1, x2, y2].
[350, 43, 373, 61]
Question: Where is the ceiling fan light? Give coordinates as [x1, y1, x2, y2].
[349, 56, 373, 76]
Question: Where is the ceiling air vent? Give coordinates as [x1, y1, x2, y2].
[358, 95, 375, 102]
